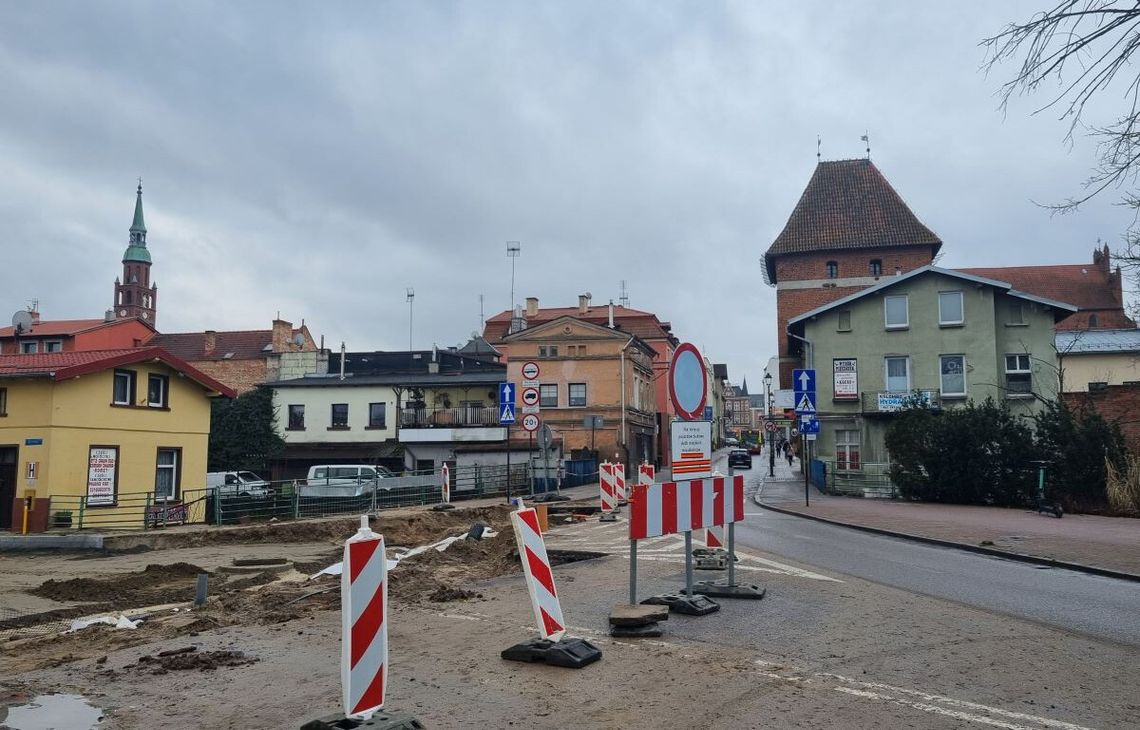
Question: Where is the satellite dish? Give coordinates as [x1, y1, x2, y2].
[11, 310, 33, 334]
[292, 332, 306, 347]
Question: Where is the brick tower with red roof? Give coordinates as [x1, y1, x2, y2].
[764, 159, 942, 388]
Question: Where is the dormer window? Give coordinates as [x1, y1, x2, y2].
[826, 261, 839, 279]
[1089, 313, 1099, 327]
[870, 259, 882, 278]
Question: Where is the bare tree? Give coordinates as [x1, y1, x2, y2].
[984, 2, 1140, 211]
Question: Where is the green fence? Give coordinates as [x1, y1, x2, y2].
[821, 461, 898, 498]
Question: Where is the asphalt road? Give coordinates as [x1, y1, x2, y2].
[714, 450, 1140, 647]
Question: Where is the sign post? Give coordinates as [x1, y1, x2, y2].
[793, 369, 816, 507]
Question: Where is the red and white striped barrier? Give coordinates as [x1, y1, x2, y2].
[614, 463, 627, 501]
[511, 507, 566, 641]
[600, 462, 618, 512]
[341, 516, 388, 718]
[628, 475, 745, 540]
[441, 464, 450, 504]
[705, 526, 724, 549]
[638, 462, 655, 485]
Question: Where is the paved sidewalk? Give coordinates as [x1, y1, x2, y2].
[756, 451, 1140, 580]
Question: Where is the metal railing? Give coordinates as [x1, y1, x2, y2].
[400, 406, 501, 428]
[820, 460, 899, 498]
[45, 488, 211, 531]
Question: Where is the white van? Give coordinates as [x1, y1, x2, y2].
[206, 471, 271, 497]
[302, 464, 394, 497]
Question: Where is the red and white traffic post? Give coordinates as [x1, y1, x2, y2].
[501, 506, 602, 668]
[599, 461, 619, 520]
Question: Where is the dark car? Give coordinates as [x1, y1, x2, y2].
[747, 444, 763, 455]
[728, 448, 752, 469]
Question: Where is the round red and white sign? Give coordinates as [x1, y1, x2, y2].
[668, 342, 708, 421]
[521, 387, 540, 407]
[521, 413, 541, 432]
[521, 361, 540, 380]
[764, 421, 778, 432]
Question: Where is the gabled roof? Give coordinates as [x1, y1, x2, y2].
[0, 317, 155, 339]
[956, 263, 1124, 312]
[764, 159, 942, 283]
[501, 315, 659, 357]
[457, 335, 501, 359]
[150, 330, 279, 361]
[1056, 329, 1140, 354]
[484, 304, 676, 345]
[330, 349, 507, 377]
[787, 265, 1078, 329]
[0, 347, 235, 397]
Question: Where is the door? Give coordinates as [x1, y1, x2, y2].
[0, 447, 19, 529]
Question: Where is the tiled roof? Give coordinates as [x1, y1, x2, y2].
[149, 330, 275, 361]
[956, 264, 1124, 311]
[483, 305, 674, 345]
[0, 319, 121, 338]
[1056, 329, 1140, 354]
[0, 347, 235, 397]
[764, 159, 942, 281]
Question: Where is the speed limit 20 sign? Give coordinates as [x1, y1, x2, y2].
[521, 413, 540, 432]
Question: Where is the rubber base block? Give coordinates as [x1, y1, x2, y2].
[501, 637, 602, 668]
[692, 581, 767, 600]
[610, 622, 663, 638]
[300, 709, 424, 729]
[599, 511, 619, 522]
[642, 593, 720, 616]
[430, 503, 456, 511]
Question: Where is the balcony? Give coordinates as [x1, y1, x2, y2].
[860, 389, 941, 415]
[398, 406, 506, 443]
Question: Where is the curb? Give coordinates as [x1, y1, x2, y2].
[754, 493, 1140, 584]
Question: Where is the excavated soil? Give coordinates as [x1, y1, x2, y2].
[129, 648, 258, 674]
[29, 563, 205, 607]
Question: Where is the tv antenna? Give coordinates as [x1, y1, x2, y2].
[406, 288, 415, 350]
[478, 294, 485, 331]
[619, 280, 630, 308]
[506, 242, 520, 313]
[861, 131, 871, 159]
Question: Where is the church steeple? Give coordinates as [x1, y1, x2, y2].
[113, 181, 157, 325]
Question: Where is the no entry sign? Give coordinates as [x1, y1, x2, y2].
[521, 361, 540, 381]
[668, 342, 708, 421]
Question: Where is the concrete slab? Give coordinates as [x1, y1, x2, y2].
[0, 533, 104, 551]
[609, 603, 668, 626]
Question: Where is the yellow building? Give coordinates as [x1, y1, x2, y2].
[0, 348, 234, 530]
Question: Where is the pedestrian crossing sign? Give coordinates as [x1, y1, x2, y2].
[500, 403, 517, 425]
[794, 392, 816, 414]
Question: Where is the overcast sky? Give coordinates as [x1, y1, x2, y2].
[1, 1, 1135, 389]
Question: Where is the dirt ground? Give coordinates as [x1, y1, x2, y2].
[2, 503, 1138, 729]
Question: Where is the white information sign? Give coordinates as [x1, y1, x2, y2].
[87, 446, 118, 506]
[670, 420, 712, 481]
[834, 359, 858, 400]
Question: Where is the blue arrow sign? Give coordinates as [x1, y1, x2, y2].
[499, 382, 515, 406]
[794, 391, 817, 415]
[792, 368, 816, 395]
[799, 414, 820, 434]
[500, 403, 517, 425]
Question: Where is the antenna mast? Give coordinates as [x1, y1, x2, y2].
[479, 294, 485, 331]
[506, 242, 520, 314]
[861, 131, 871, 159]
[619, 280, 629, 308]
[406, 288, 415, 350]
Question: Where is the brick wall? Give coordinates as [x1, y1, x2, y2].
[188, 359, 269, 396]
[1063, 386, 1140, 453]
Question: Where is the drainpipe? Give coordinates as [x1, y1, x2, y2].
[786, 331, 813, 369]
[621, 337, 632, 454]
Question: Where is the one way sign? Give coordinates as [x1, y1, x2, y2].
[499, 382, 517, 425]
[793, 368, 816, 416]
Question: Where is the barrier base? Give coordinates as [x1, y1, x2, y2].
[430, 503, 455, 512]
[599, 511, 619, 522]
[501, 637, 602, 668]
[300, 709, 424, 729]
[692, 580, 767, 600]
[610, 622, 663, 638]
[693, 550, 728, 570]
[529, 492, 570, 503]
[642, 593, 720, 616]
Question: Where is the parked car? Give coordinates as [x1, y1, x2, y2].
[725, 437, 740, 447]
[727, 449, 752, 469]
[206, 471, 272, 497]
[301, 464, 394, 498]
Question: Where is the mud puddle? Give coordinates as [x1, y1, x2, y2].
[0, 693, 103, 729]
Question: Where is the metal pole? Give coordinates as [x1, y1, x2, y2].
[629, 540, 638, 604]
[505, 426, 512, 504]
[195, 573, 208, 606]
[528, 432, 534, 495]
[684, 531, 694, 597]
[727, 462, 736, 587]
[804, 438, 811, 507]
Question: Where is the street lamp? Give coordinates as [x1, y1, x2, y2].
[763, 372, 773, 417]
[764, 372, 775, 477]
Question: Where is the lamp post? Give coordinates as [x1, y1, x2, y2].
[764, 372, 774, 477]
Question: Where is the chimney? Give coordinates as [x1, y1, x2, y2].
[526, 297, 539, 317]
[271, 319, 293, 352]
[608, 300, 615, 328]
[204, 330, 217, 355]
[429, 345, 440, 374]
[339, 342, 346, 380]
[104, 309, 115, 323]
[578, 293, 591, 314]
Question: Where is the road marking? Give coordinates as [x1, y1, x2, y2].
[832, 687, 1045, 730]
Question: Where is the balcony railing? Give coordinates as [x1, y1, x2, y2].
[860, 389, 940, 414]
[400, 406, 501, 428]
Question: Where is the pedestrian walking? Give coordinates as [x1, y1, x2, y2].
[786, 443, 794, 467]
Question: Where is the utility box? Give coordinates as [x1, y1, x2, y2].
[10, 497, 51, 533]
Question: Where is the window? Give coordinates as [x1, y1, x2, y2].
[568, 383, 587, 407]
[538, 345, 559, 357]
[44, 340, 63, 353]
[884, 295, 908, 329]
[549, 345, 559, 357]
[147, 373, 168, 408]
[1089, 313, 1100, 327]
[870, 259, 882, 278]
[540, 384, 558, 408]
[940, 355, 966, 396]
[368, 402, 386, 428]
[566, 345, 575, 356]
[539, 346, 547, 357]
[0, 388, 6, 416]
[826, 261, 838, 279]
[113, 369, 136, 405]
[837, 310, 851, 332]
[288, 404, 305, 429]
[1007, 303, 1025, 325]
[19, 341, 37, 354]
[836, 430, 860, 471]
[938, 291, 964, 326]
[577, 345, 587, 356]
[154, 448, 181, 501]
[885, 357, 910, 392]
[1088, 381, 1108, 392]
[1005, 354, 1032, 395]
[330, 403, 349, 428]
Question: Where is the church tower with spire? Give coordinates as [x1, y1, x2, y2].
[113, 182, 158, 326]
